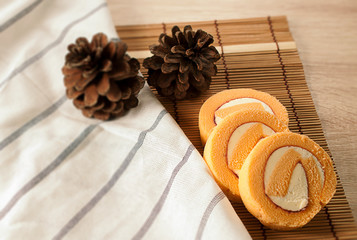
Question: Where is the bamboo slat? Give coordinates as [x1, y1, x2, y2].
[116, 16, 357, 239]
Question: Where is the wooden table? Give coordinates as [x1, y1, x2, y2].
[107, 0, 357, 221]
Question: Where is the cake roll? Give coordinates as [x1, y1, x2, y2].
[203, 109, 289, 201]
[239, 132, 337, 230]
[199, 88, 289, 145]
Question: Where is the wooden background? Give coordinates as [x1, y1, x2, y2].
[106, 0, 357, 221]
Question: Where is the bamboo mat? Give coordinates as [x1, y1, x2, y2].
[116, 16, 357, 239]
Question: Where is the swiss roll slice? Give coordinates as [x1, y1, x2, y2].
[203, 109, 289, 201]
[199, 88, 289, 145]
[239, 132, 336, 230]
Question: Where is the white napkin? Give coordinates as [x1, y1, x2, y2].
[0, 0, 251, 239]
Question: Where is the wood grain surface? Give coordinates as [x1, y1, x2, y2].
[106, 0, 357, 221]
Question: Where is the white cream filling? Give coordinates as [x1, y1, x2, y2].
[215, 98, 274, 124]
[227, 122, 275, 176]
[270, 163, 309, 211]
[264, 146, 325, 211]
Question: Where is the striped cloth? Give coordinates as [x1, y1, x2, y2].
[0, 0, 251, 239]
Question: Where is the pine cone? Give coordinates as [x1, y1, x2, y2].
[62, 33, 145, 120]
[143, 25, 220, 100]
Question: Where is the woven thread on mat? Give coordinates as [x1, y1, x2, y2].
[267, 16, 302, 134]
[214, 20, 230, 89]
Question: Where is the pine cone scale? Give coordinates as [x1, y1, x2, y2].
[174, 88, 186, 99]
[62, 66, 80, 76]
[120, 85, 131, 100]
[82, 69, 98, 80]
[179, 59, 190, 73]
[178, 71, 189, 84]
[197, 55, 211, 66]
[192, 68, 205, 83]
[74, 74, 94, 91]
[193, 58, 203, 71]
[102, 102, 117, 112]
[66, 88, 83, 99]
[160, 84, 175, 96]
[161, 63, 179, 74]
[164, 54, 181, 63]
[63, 74, 79, 89]
[114, 41, 128, 59]
[128, 58, 140, 72]
[130, 76, 145, 95]
[90, 100, 105, 111]
[196, 33, 210, 48]
[183, 25, 192, 33]
[101, 59, 112, 72]
[202, 64, 217, 76]
[109, 61, 131, 80]
[112, 101, 124, 114]
[156, 72, 174, 88]
[74, 98, 85, 109]
[69, 55, 91, 68]
[106, 82, 121, 102]
[185, 49, 195, 57]
[84, 84, 99, 106]
[75, 38, 90, 49]
[176, 80, 189, 92]
[82, 108, 94, 118]
[171, 45, 185, 54]
[175, 32, 188, 48]
[97, 74, 110, 95]
[90, 33, 108, 52]
[143, 56, 163, 70]
[201, 46, 220, 60]
[162, 35, 177, 48]
[93, 111, 110, 121]
[124, 96, 138, 109]
[149, 45, 168, 58]
[103, 41, 116, 59]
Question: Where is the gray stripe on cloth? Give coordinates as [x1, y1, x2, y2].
[195, 191, 226, 240]
[0, 2, 107, 88]
[0, 0, 44, 33]
[52, 109, 168, 240]
[132, 144, 195, 240]
[0, 124, 97, 220]
[0, 94, 67, 151]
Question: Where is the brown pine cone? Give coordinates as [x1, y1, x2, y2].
[143, 25, 220, 100]
[62, 33, 145, 120]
